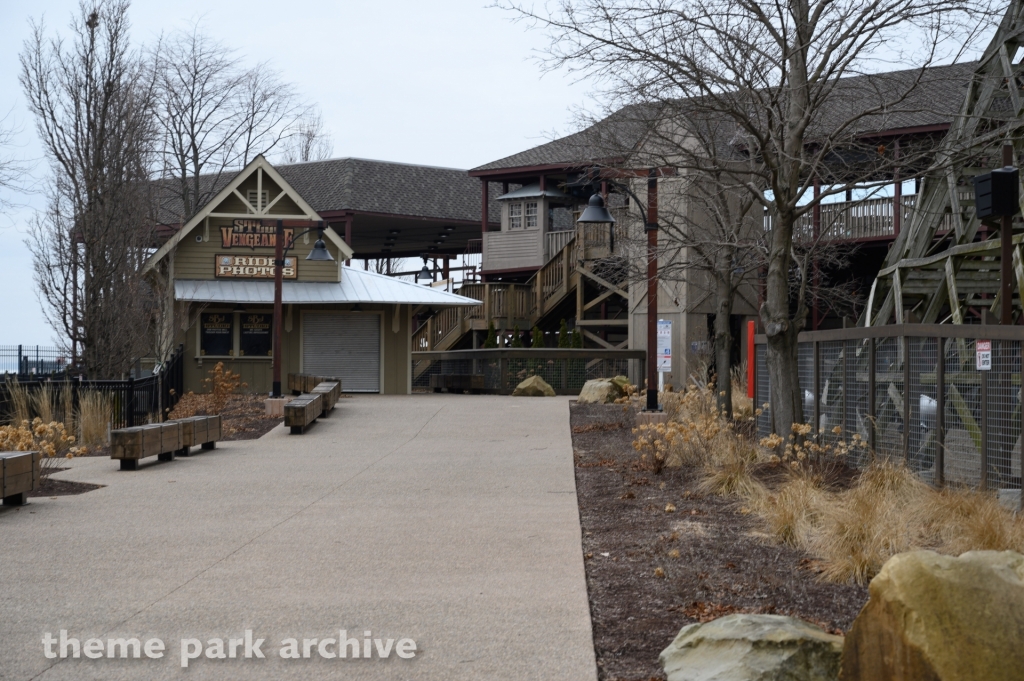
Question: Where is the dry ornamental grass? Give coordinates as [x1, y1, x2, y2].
[631, 382, 1024, 585]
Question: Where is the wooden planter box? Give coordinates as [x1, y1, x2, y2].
[311, 381, 341, 415]
[177, 415, 223, 455]
[284, 393, 322, 434]
[287, 373, 343, 395]
[1, 451, 41, 506]
[110, 421, 183, 470]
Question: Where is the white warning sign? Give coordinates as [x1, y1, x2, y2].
[976, 339, 992, 371]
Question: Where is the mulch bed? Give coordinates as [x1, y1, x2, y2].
[28, 468, 105, 497]
[219, 393, 284, 441]
[571, 402, 868, 681]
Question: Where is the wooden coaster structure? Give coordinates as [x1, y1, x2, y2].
[864, 1, 1024, 326]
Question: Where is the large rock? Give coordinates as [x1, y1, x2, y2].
[659, 613, 843, 681]
[841, 550, 1024, 681]
[577, 378, 625, 404]
[512, 375, 555, 397]
[611, 375, 631, 392]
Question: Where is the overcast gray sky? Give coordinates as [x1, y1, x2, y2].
[0, 0, 591, 345]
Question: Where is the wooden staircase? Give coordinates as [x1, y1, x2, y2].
[411, 224, 630, 377]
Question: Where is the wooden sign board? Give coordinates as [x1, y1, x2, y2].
[216, 254, 297, 279]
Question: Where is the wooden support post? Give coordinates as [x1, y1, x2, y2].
[1001, 143, 1014, 325]
[481, 180, 490, 236]
[272, 219, 285, 397]
[344, 215, 352, 267]
[894, 140, 902, 237]
[936, 337, 945, 487]
[645, 169, 659, 411]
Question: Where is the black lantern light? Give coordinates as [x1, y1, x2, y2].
[577, 193, 616, 224]
[416, 254, 433, 283]
[305, 229, 334, 261]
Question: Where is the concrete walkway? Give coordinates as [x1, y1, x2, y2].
[0, 395, 596, 681]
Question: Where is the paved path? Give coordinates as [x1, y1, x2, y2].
[0, 395, 596, 681]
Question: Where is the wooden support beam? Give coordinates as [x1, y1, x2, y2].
[582, 288, 621, 312]
[582, 329, 616, 349]
[576, 266, 628, 299]
[945, 258, 964, 324]
[575, 319, 629, 326]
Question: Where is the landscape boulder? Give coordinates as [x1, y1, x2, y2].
[659, 613, 843, 681]
[577, 378, 625, 404]
[841, 549, 1024, 681]
[611, 375, 631, 392]
[512, 375, 555, 397]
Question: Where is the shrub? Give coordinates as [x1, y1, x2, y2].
[637, 374, 1024, 585]
[167, 362, 246, 418]
[531, 325, 544, 348]
[510, 325, 524, 348]
[557, 319, 571, 348]
[77, 391, 111, 447]
[4, 377, 32, 425]
[0, 418, 86, 473]
[483, 322, 498, 348]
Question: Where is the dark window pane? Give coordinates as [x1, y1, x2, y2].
[200, 312, 234, 356]
[240, 312, 273, 357]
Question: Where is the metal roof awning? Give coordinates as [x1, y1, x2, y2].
[496, 183, 573, 202]
[174, 267, 479, 306]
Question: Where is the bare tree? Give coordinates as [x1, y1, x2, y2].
[504, 0, 995, 435]
[153, 23, 303, 222]
[0, 110, 29, 211]
[233, 62, 303, 166]
[280, 109, 333, 164]
[21, 0, 157, 378]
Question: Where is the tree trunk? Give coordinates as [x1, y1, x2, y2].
[714, 264, 734, 419]
[761, 211, 805, 436]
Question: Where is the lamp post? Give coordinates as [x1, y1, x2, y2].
[271, 219, 334, 398]
[644, 171, 659, 412]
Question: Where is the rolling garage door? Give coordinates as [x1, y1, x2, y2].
[302, 313, 381, 392]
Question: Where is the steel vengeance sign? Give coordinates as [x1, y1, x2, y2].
[221, 219, 294, 249]
[216, 254, 297, 279]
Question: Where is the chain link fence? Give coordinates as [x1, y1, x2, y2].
[412, 349, 645, 395]
[754, 325, 1023, 505]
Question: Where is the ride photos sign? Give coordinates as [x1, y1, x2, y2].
[216, 255, 297, 279]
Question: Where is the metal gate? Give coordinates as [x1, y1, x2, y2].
[302, 313, 381, 392]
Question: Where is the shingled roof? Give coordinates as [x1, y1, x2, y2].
[156, 157, 487, 226]
[471, 62, 977, 174]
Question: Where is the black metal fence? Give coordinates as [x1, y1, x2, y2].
[0, 345, 184, 430]
[412, 348, 645, 395]
[755, 325, 1023, 506]
[0, 345, 72, 376]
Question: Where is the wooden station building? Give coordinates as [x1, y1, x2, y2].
[145, 155, 477, 395]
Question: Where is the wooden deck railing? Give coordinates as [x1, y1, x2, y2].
[763, 194, 969, 241]
[546, 230, 575, 261]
